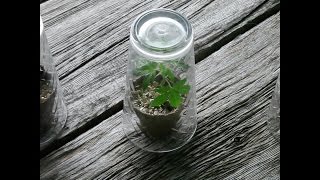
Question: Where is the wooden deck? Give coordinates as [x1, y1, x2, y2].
[40, 0, 280, 179]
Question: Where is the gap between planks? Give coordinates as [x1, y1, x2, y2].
[40, 3, 280, 159]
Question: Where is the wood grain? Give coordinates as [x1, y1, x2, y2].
[39, 0, 279, 148]
[40, 12, 280, 179]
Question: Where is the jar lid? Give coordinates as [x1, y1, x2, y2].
[138, 16, 186, 50]
[130, 9, 193, 60]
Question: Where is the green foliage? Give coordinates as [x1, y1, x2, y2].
[151, 78, 190, 108]
[136, 61, 191, 109]
[150, 94, 167, 107]
[159, 64, 175, 81]
[172, 79, 190, 95]
[136, 62, 158, 90]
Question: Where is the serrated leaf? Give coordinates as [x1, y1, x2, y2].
[142, 73, 155, 90]
[177, 84, 190, 95]
[143, 62, 158, 70]
[150, 62, 158, 68]
[174, 79, 187, 87]
[168, 90, 182, 108]
[166, 68, 175, 81]
[172, 79, 190, 95]
[159, 63, 165, 74]
[150, 94, 167, 107]
[137, 62, 158, 75]
[155, 86, 170, 94]
[137, 65, 149, 73]
[159, 63, 175, 81]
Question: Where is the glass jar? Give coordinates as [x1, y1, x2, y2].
[122, 9, 197, 153]
[268, 72, 280, 142]
[40, 16, 67, 150]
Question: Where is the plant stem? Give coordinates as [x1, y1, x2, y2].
[160, 79, 165, 86]
[164, 78, 172, 88]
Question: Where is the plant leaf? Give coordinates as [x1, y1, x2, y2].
[174, 79, 187, 87]
[137, 62, 158, 75]
[159, 63, 175, 81]
[173, 79, 190, 95]
[168, 90, 182, 108]
[165, 68, 175, 81]
[150, 94, 167, 107]
[177, 84, 190, 95]
[155, 86, 170, 94]
[142, 73, 155, 90]
[159, 63, 166, 75]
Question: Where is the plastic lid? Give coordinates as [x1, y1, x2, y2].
[138, 17, 186, 50]
[130, 9, 193, 60]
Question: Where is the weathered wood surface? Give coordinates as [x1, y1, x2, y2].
[40, 0, 279, 149]
[40, 12, 280, 179]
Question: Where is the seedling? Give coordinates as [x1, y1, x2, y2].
[135, 61, 190, 110]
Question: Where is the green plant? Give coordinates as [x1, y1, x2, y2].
[136, 61, 190, 109]
[151, 78, 190, 108]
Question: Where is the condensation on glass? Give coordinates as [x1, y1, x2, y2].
[40, 16, 67, 150]
[123, 9, 197, 152]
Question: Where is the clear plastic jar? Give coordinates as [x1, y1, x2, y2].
[40, 16, 67, 150]
[123, 9, 197, 152]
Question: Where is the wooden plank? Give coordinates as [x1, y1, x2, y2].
[40, 0, 278, 78]
[224, 143, 280, 179]
[40, 0, 191, 77]
[40, 12, 280, 179]
[39, 0, 279, 147]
